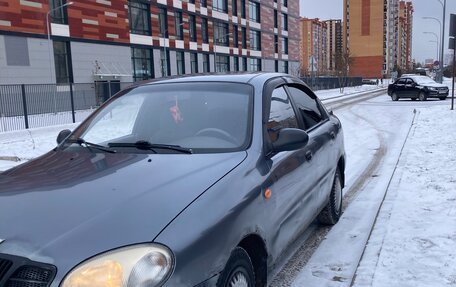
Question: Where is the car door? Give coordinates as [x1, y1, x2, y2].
[285, 83, 335, 214]
[263, 85, 319, 258]
[405, 78, 417, 97]
[395, 78, 407, 97]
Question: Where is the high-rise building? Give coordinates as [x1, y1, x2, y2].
[0, 0, 300, 85]
[398, 1, 413, 71]
[343, 0, 412, 78]
[300, 18, 327, 76]
[324, 19, 342, 73]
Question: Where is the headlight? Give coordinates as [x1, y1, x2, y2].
[61, 244, 174, 287]
[428, 87, 437, 91]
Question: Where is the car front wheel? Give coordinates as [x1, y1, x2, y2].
[217, 247, 255, 287]
[318, 169, 343, 225]
[391, 93, 399, 101]
[419, 92, 427, 101]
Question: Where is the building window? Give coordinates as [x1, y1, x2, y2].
[233, 0, 237, 16]
[274, 60, 279, 72]
[215, 55, 229, 72]
[234, 57, 239, 71]
[249, 30, 261, 50]
[281, 61, 288, 73]
[283, 0, 287, 7]
[175, 11, 183, 40]
[282, 37, 288, 54]
[131, 47, 153, 81]
[158, 8, 168, 37]
[201, 0, 207, 7]
[248, 1, 260, 23]
[189, 0, 195, 3]
[213, 0, 228, 12]
[233, 25, 238, 46]
[249, 58, 261, 71]
[240, 0, 246, 18]
[49, 0, 69, 24]
[274, 35, 278, 53]
[214, 21, 229, 46]
[128, 1, 151, 35]
[160, 50, 170, 77]
[203, 54, 210, 72]
[176, 51, 185, 75]
[241, 27, 247, 48]
[274, 10, 278, 28]
[189, 15, 197, 41]
[201, 18, 209, 43]
[281, 13, 288, 31]
[190, 52, 198, 74]
[242, 57, 247, 71]
[53, 41, 72, 83]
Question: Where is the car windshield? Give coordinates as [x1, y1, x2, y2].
[411, 76, 436, 85]
[66, 82, 253, 153]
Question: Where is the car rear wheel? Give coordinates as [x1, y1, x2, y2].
[391, 93, 399, 101]
[318, 169, 343, 225]
[419, 92, 427, 101]
[217, 247, 255, 287]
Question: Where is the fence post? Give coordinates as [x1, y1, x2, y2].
[70, 83, 76, 123]
[21, 84, 29, 129]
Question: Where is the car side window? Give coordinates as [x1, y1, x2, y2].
[397, 78, 406, 85]
[287, 85, 325, 131]
[406, 79, 414, 85]
[267, 86, 299, 143]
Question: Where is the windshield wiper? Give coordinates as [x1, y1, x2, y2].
[108, 140, 193, 154]
[66, 138, 117, 153]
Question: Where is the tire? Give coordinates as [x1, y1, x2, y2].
[318, 169, 343, 225]
[439, 97, 447, 100]
[419, 92, 427, 101]
[217, 247, 255, 287]
[391, 93, 399, 101]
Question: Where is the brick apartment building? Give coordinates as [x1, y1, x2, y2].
[0, 0, 300, 85]
[343, 0, 413, 78]
[299, 18, 327, 76]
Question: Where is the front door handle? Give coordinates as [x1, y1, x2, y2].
[330, 131, 336, 139]
[305, 151, 313, 161]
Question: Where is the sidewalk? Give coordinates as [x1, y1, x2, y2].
[352, 105, 456, 287]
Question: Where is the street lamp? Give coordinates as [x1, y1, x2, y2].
[432, 0, 446, 83]
[160, 22, 184, 77]
[424, 32, 440, 60]
[46, 1, 73, 84]
[213, 32, 232, 72]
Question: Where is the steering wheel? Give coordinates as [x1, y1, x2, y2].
[195, 128, 238, 144]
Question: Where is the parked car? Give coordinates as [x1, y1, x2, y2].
[0, 73, 345, 287]
[362, 78, 377, 85]
[388, 75, 449, 101]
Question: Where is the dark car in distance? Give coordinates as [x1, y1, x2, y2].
[388, 75, 449, 101]
[0, 73, 345, 287]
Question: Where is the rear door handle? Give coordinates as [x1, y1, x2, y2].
[305, 151, 313, 161]
[330, 131, 336, 139]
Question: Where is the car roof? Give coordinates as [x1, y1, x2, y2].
[128, 72, 290, 88]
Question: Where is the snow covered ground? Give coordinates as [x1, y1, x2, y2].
[1, 83, 455, 286]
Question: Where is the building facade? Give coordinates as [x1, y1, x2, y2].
[398, 0, 413, 71]
[299, 18, 327, 76]
[324, 19, 342, 73]
[0, 0, 300, 84]
[343, 0, 413, 78]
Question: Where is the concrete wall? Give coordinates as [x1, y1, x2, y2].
[0, 35, 55, 84]
[70, 42, 133, 83]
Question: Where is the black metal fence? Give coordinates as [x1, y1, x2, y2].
[301, 76, 363, 90]
[0, 81, 133, 132]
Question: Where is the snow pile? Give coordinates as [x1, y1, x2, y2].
[354, 105, 456, 287]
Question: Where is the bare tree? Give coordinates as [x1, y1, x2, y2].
[334, 50, 352, 93]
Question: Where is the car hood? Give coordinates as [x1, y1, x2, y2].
[420, 83, 448, 88]
[0, 149, 246, 268]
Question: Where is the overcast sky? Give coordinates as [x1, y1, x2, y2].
[299, 0, 456, 64]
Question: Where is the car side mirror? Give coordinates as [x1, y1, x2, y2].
[272, 128, 309, 153]
[56, 129, 72, 144]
